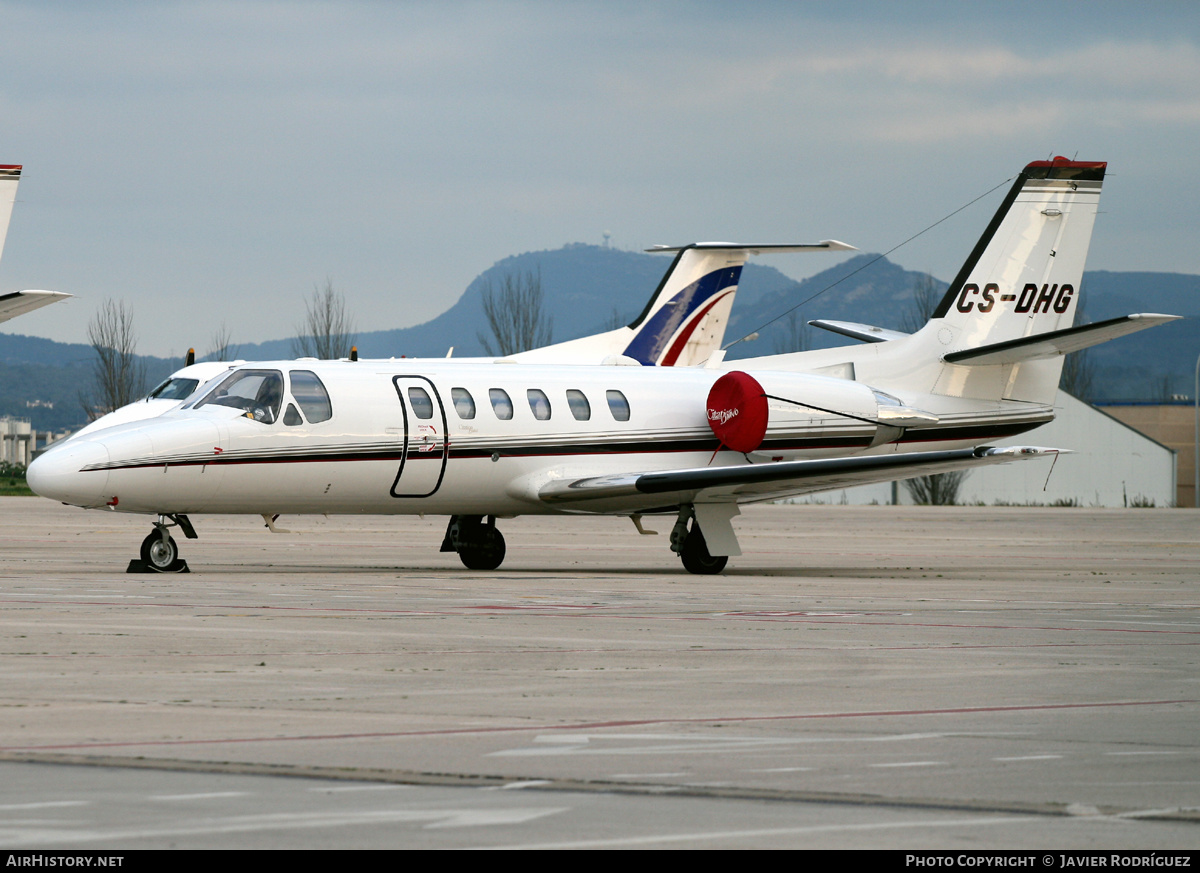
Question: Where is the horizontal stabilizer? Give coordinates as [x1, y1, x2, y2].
[943, 314, 1180, 366]
[647, 241, 857, 255]
[540, 445, 1062, 507]
[808, 319, 909, 344]
[0, 290, 72, 325]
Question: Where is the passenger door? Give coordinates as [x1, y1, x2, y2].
[390, 376, 449, 498]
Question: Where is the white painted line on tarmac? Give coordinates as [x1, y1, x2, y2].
[484, 814, 1044, 850]
[993, 755, 1063, 761]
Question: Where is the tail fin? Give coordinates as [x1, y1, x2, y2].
[510, 241, 854, 366]
[926, 157, 1109, 403]
[933, 157, 1103, 343]
[0, 165, 20, 268]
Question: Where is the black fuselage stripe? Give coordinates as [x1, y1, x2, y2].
[84, 420, 1044, 472]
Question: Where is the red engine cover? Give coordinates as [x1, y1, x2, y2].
[706, 370, 768, 453]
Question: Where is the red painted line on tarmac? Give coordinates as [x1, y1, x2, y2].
[3, 699, 1194, 753]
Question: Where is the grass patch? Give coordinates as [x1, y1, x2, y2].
[0, 462, 34, 496]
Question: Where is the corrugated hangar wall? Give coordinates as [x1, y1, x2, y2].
[810, 391, 1177, 508]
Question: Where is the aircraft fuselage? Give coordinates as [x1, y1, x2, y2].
[30, 359, 1046, 519]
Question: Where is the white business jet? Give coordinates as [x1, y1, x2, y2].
[28, 158, 1177, 574]
[0, 165, 71, 324]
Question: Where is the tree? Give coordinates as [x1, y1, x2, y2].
[477, 268, 553, 356]
[773, 310, 807, 354]
[902, 271, 942, 333]
[207, 321, 239, 362]
[901, 272, 966, 504]
[81, 299, 146, 420]
[292, 279, 356, 359]
[1059, 291, 1095, 401]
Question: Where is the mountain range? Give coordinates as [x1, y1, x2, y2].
[1, 244, 1196, 432]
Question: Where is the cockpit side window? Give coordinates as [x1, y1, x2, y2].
[194, 369, 284, 424]
[289, 370, 333, 423]
[148, 377, 200, 401]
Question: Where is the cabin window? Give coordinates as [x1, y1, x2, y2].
[289, 370, 333, 423]
[489, 388, 513, 420]
[451, 387, 476, 420]
[283, 403, 304, 426]
[194, 369, 284, 424]
[566, 389, 590, 421]
[408, 386, 434, 420]
[606, 389, 631, 422]
[527, 389, 552, 421]
[148, 377, 200, 402]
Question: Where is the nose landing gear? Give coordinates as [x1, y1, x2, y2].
[128, 514, 196, 573]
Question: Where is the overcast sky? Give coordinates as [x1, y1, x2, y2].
[2, 1, 1198, 358]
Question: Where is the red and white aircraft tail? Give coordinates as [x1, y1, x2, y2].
[510, 241, 855, 367]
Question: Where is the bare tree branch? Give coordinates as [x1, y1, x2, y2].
[772, 310, 807, 354]
[1058, 291, 1095, 401]
[902, 272, 941, 333]
[207, 321, 239, 362]
[476, 268, 553, 356]
[292, 278, 357, 359]
[81, 299, 146, 420]
[902, 272, 965, 504]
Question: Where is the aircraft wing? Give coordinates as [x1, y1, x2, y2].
[0, 290, 72, 325]
[537, 446, 1062, 510]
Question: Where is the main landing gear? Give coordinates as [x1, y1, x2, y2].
[670, 507, 728, 575]
[130, 514, 197, 573]
[441, 515, 506, 571]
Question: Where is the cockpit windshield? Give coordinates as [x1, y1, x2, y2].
[193, 369, 284, 424]
[147, 377, 201, 401]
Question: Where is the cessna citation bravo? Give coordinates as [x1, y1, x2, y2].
[28, 158, 1178, 573]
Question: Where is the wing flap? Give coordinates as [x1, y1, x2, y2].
[539, 446, 1063, 508]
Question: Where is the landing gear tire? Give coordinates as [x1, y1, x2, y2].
[140, 530, 181, 572]
[680, 527, 727, 575]
[458, 526, 506, 571]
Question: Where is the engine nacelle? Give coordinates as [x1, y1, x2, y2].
[706, 370, 937, 459]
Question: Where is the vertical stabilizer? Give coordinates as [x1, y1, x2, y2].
[928, 157, 1106, 402]
[0, 165, 21, 268]
[509, 241, 854, 366]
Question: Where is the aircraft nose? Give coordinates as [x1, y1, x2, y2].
[27, 438, 112, 507]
